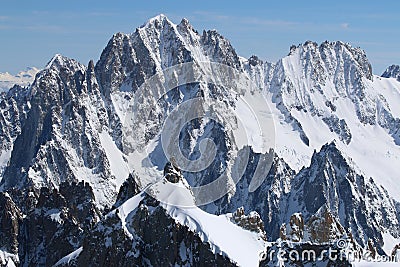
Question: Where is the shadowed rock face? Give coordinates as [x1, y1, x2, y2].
[231, 207, 267, 240]
[164, 161, 182, 183]
[0, 181, 100, 267]
[76, 195, 236, 267]
[0, 192, 22, 256]
[72, 163, 235, 266]
[293, 143, 399, 250]
[0, 176, 236, 267]
[113, 173, 141, 208]
[216, 142, 400, 255]
[382, 64, 400, 81]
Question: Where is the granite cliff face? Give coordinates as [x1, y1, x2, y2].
[0, 15, 400, 266]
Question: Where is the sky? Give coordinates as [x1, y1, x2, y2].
[0, 0, 399, 75]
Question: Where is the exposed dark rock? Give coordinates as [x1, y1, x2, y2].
[76, 194, 236, 267]
[164, 161, 182, 183]
[0, 14, 398, 266]
[322, 115, 352, 144]
[0, 192, 22, 255]
[382, 64, 400, 81]
[113, 173, 141, 208]
[0, 181, 99, 266]
[231, 207, 266, 240]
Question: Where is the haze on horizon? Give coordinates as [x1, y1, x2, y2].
[0, 0, 399, 75]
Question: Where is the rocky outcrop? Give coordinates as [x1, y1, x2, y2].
[0, 181, 100, 267]
[75, 194, 236, 267]
[382, 64, 400, 81]
[218, 141, 400, 258]
[113, 173, 141, 208]
[231, 207, 266, 240]
[0, 84, 31, 177]
[215, 151, 295, 241]
[285, 142, 400, 252]
[163, 161, 182, 183]
[306, 205, 346, 243]
[0, 54, 118, 208]
[322, 115, 352, 144]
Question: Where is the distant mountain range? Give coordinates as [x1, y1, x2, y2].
[0, 67, 39, 91]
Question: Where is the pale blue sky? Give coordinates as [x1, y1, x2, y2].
[1, 0, 399, 74]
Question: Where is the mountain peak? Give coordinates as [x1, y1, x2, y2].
[1, 15, 400, 266]
[45, 53, 65, 68]
[140, 13, 175, 30]
[45, 54, 85, 74]
[382, 64, 400, 81]
[179, 17, 190, 26]
[284, 40, 373, 83]
[248, 55, 263, 66]
[178, 17, 196, 32]
[319, 140, 341, 154]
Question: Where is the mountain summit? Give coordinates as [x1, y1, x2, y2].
[382, 64, 400, 81]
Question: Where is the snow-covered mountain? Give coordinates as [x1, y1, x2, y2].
[0, 67, 39, 91]
[382, 64, 400, 81]
[0, 14, 400, 266]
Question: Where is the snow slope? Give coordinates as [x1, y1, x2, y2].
[245, 40, 400, 201]
[164, 203, 266, 266]
[115, 180, 267, 267]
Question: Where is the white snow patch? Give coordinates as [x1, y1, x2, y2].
[46, 208, 62, 224]
[164, 202, 266, 267]
[0, 250, 18, 267]
[165, 206, 266, 266]
[53, 247, 83, 266]
[382, 232, 400, 256]
[116, 179, 267, 266]
[154, 180, 266, 266]
[372, 76, 400, 118]
[234, 95, 273, 154]
[262, 78, 400, 200]
[0, 149, 12, 180]
[110, 92, 132, 123]
[116, 192, 146, 239]
[99, 130, 130, 190]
